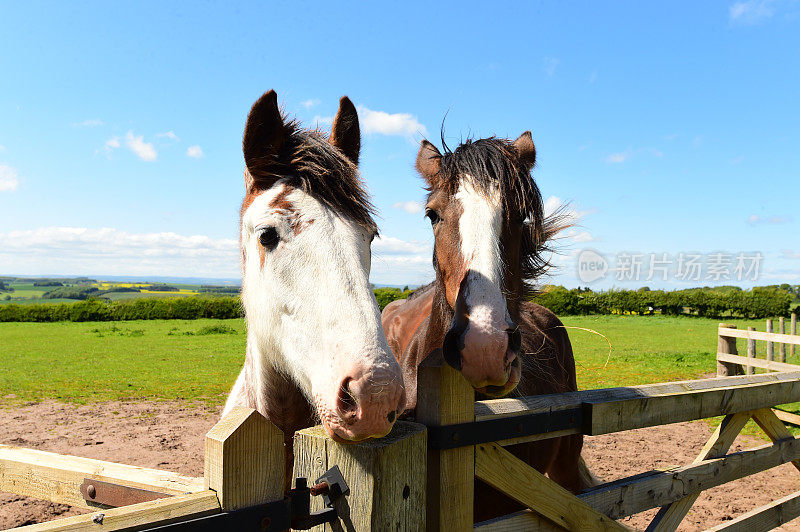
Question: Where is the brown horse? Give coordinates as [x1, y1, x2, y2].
[224, 90, 405, 485]
[382, 132, 590, 522]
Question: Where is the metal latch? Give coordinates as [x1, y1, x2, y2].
[290, 465, 350, 529]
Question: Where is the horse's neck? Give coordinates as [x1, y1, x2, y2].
[421, 282, 454, 353]
[241, 341, 316, 440]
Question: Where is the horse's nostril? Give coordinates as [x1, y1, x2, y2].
[336, 377, 359, 421]
[507, 327, 522, 354]
[387, 410, 396, 423]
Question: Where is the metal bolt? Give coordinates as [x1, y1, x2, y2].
[260, 516, 272, 530]
[87, 484, 96, 498]
[452, 432, 460, 442]
[92, 513, 105, 524]
[309, 482, 329, 496]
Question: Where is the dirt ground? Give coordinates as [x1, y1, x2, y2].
[1, 401, 799, 531]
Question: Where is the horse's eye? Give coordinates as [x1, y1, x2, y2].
[425, 209, 441, 226]
[258, 227, 280, 250]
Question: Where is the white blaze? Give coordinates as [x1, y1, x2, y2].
[455, 178, 510, 329]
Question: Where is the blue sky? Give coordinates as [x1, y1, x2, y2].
[1, 1, 798, 287]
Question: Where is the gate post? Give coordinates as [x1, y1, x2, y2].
[204, 406, 285, 511]
[416, 362, 475, 531]
[717, 323, 742, 377]
[293, 421, 427, 531]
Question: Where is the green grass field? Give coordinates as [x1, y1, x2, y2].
[0, 319, 246, 405]
[2, 314, 791, 406]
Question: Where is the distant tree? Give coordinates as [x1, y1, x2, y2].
[147, 284, 179, 291]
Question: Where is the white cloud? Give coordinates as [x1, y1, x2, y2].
[0, 227, 240, 277]
[730, 0, 775, 24]
[605, 149, 631, 163]
[781, 250, 800, 260]
[731, 155, 744, 164]
[371, 235, 434, 285]
[72, 119, 104, 127]
[543, 196, 595, 244]
[544, 195, 564, 217]
[748, 214, 792, 225]
[125, 131, 157, 161]
[0, 165, 20, 192]
[565, 229, 595, 243]
[157, 131, 179, 141]
[392, 201, 423, 214]
[301, 99, 321, 110]
[186, 145, 204, 158]
[105, 137, 121, 150]
[543, 57, 559, 77]
[357, 106, 427, 137]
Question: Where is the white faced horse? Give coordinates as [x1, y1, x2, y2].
[223, 91, 405, 471]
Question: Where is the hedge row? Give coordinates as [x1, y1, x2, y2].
[533, 287, 792, 319]
[0, 287, 415, 322]
[2, 286, 788, 323]
[0, 297, 243, 322]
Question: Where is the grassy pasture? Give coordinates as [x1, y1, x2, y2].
[2, 314, 788, 405]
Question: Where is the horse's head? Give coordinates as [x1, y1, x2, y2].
[416, 132, 548, 397]
[239, 90, 405, 441]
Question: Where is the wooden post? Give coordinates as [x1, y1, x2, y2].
[717, 324, 742, 377]
[767, 319, 774, 362]
[293, 421, 427, 531]
[204, 406, 284, 511]
[780, 317, 787, 363]
[416, 362, 475, 531]
[747, 326, 756, 375]
[792, 313, 797, 359]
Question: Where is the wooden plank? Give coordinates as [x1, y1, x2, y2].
[774, 409, 800, 428]
[14, 490, 220, 531]
[767, 319, 775, 362]
[747, 326, 756, 375]
[474, 510, 566, 531]
[415, 363, 474, 532]
[204, 406, 284, 511]
[704, 489, 800, 532]
[580, 436, 800, 520]
[293, 421, 427, 532]
[781, 317, 788, 363]
[718, 327, 800, 347]
[717, 353, 800, 373]
[792, 313, 797, 359]
[647, 412, 750, 531]
[717, 324, 741, 377]
[476, 371, 800, 424]
[585, 375, 800, 436]
[0, 445, 204, 510]
[475, 442, 628, 531]
[751, 408, 800, 472]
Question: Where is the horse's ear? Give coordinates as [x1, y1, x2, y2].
[329, 96, 360, 165]
[512, 131, 536, 171]
[242, 90, 287, 190]
[416, 140, 442, 185]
